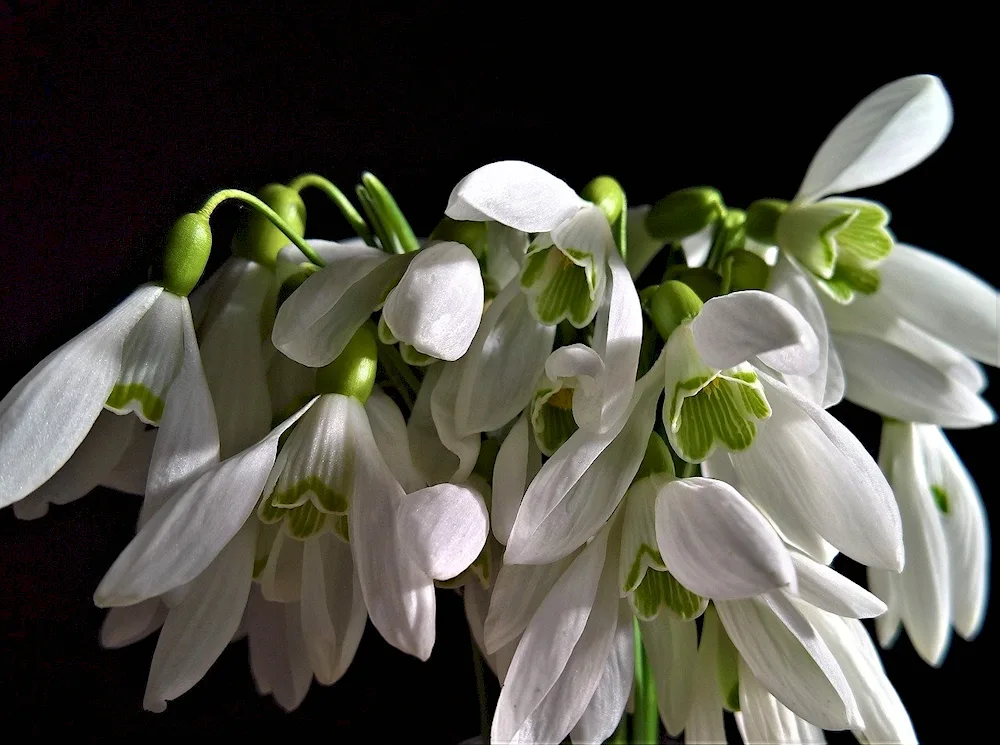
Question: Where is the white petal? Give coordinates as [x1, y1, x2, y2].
[247, 590, 313, 711]
[365, 388, 426, 493]
[491, 523, 613, 741]
[259, 528, 304, 602]
[917, 425, 989, 639]
[99, 599, 167, 649]
[464, 580, 500, 678]
[685, 606, 727, 745]
[571, 602, 634, 744]
[407, 364, 468, 485]
[655, 477, 795, 599]
[446, 160, 587, 233]
[867, 568, 902, 649]
[880, 421, 952, 666]
[491, 415, 541, 546]
[737, 658, 828, 744]
[716, 592, 862, 731]
[691, 290, 820, 375]
[626, 205, 668, 279]
[13, 410, 139, 520]
[796, 75, 952, 202]
[484, 557, 575, 654]
[877, 243, 999, 366]
[0, 284, 161, 508]
[454, 281, 556, 437]
[619, 476, 666, 592]
[640, 612, 697, 736]
[787, 551, 887, 618]
[271, 242, 410, 367]
[267, 350, 317, 423]
[139, 299, 220, 525]
[504, 354, 663, 565]
[682, 224, 714, 267]
[300, 533, 367, 685]
[397, 482, 489, 580]
[101, 427, 157, 496]
[142, 521, 255, 712]
[732, 375, 904, 571]
[349, 400, 436, 661]
[94, 399, 315, 606]
[486, 222, 526, 289]
[383, 241, 484, 360]
[198, 258, 273, 458]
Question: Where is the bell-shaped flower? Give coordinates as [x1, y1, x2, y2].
[870, 421, 989, 666]
[272, 239, 484, 367]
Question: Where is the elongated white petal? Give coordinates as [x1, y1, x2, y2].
[491, 415, 541, 546]
[619, 476, 666, 592]
[570, 602, 634, 744]
[492, 524, 613, 741]
[796, 75, 952, 203]
[259, 529, 304, 602]
[655, 477, 795, 599]
[365, 388, 426, 493]
[272, 242, 410, 367]
[788, 551, 886, 618]
[139, 299, 220, 524]
[300, 533, 367, 685]
[454, 281, 556, 437]
[446, 160, 587, 233]
[716, 592, 862, 730]
[486, 222, 526, 289]
[737, 658, 828, 744]
[397, 483, 489, 580]
[641, 612, 697, 736]
[13, 410, 139, 520]
[685, 606, 727, 744]
[484, 557, 574, 654]
[867, 568, 902, 649]
[732, 374, 903, 571]
[626, 205, 668, 279]
[383, 241, 484, 361]
[0, 284, 161, 508]
[100, 599, 167, 649]
[881, 422, 952, 665]
[143, 522, 255, 712]
[407, 364, 466, 484]
[349, 400, 436, 661]
[247, 589, 313, 711]
[691, 290, 820, 375]
[835, 331, 995, 427]
[505, 354, 664, 565]
[102, 427, 157, 495]
[94, 399, 315, 606]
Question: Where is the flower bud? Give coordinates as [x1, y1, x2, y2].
[232, 183, 307, 267]
[722, 249, 770, 292]
[662, 266, 723, 303]
[646, 187, 723, 241]
[580, 175, 625, 225]
[162, 213, 212, 296]
[429, 217, 488, 260]
[744, 199, 787, 245]
[649, 280, 704, 340]
[316, 325, 378, 402]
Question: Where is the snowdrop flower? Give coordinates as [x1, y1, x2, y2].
[1, 213, 218, 517]
[870, 421, 989, 666]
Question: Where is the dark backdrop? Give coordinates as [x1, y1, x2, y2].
[1, 3, 994, 742]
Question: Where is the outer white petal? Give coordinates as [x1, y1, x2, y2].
[867, 567, 902, 648]
[365, 388, 426, 492]
[682, 224, 714, 268]
[349, 400, 436, 661]
[796, 75, 952, 203]
[259, 528, 304, 603]
[247, 590, 313, 711]
[491, 415, 541, 546]
[917, 425, 989, 639]
[0, 284, 161, 508]
[484, 557, 575, 654]
[397, 482, 489, 580]
[94, 399, 315, 606]
[877, 243, 999, 366]
[716, 592, 862, 731]
[570, 602, 634, 744]
[737, 659, 828, 744]
[655, 477, 795, 600]
[691, 290, 820, 375]
[834, 332, 995, 428]
[445, 160, 587, 233]
[100, 599, 167, 649]
[271, 242, 410, 367]
[407, 364, 467, 485]
[300, 533, 367, 685]
[454, 281, 556, 437]
[732, 374, 904, 571]
[13, 410, 139, 520]
[881, 422, 952, 666]
[486, 221, 526, 289]
[139, 299, 220, 524]
[491, 523, 612, 741]
[383, 241, 485, 361]
[685, 606, 727, 744]
[142, 522, 255, 712]
[626, 205, 668, 279]
[101, 426, 157, 495]
[787, 551, 887, 619]
[504, 354, 664, 565]
[640, 612, 698, 736]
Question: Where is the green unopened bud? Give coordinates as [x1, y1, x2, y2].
[580, 176, 625, 225]
[745, 199, 787, 245]
[316, 326, 378, 402]
[637, 432, 675, 480]
[662, 267, 722, 303]
[276, 263, 319, 312]
[650, 280, 704, 340]
[429, 217, 488, 260]
[646, 187, 723, 241]
[722, 249, 770, 293]
[162, 213, 212, 296]
[233, 184, 307, 267]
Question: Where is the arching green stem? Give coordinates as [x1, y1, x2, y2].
[288, 173, 375, 246]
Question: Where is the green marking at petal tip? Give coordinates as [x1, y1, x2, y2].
[630, 568, 706, 622]
[715, 617, 741, 712]
[270, 476, 349, 514]
[830, 200, 893, 264]
[521, 246, 600, 328]
[671, 374, 769, 463]
[286, 500, 327, 540]
[400, 343, 436, 367]
[531, 386, 579, 456]
[105, 383, 165, 424]
[625, 544, 665, 592]
[257, 493, 286, 525]
[931, 484, 951, 514]
[332, 514, 350, 543]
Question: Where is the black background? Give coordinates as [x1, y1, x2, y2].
[0, 3, 994, 742]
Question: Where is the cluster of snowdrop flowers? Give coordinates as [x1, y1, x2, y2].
[0, 74, 994, 743]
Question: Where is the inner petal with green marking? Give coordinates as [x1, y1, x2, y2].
[519, 242, 605, 328]
[630, 567, 708, 622]
[531, 383, 579, 456]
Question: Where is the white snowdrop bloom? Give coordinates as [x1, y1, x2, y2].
[870, 421, 989, 666]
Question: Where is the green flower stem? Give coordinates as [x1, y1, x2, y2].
[632, 617, 660, 744]
[287, 173, 374, 246]
[374, 335, 419, 413]
[355, 184, 400, 254]
[609, 713, 629, 744]
[197, 189, 326, 267]
[362, 172, 421, 253]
